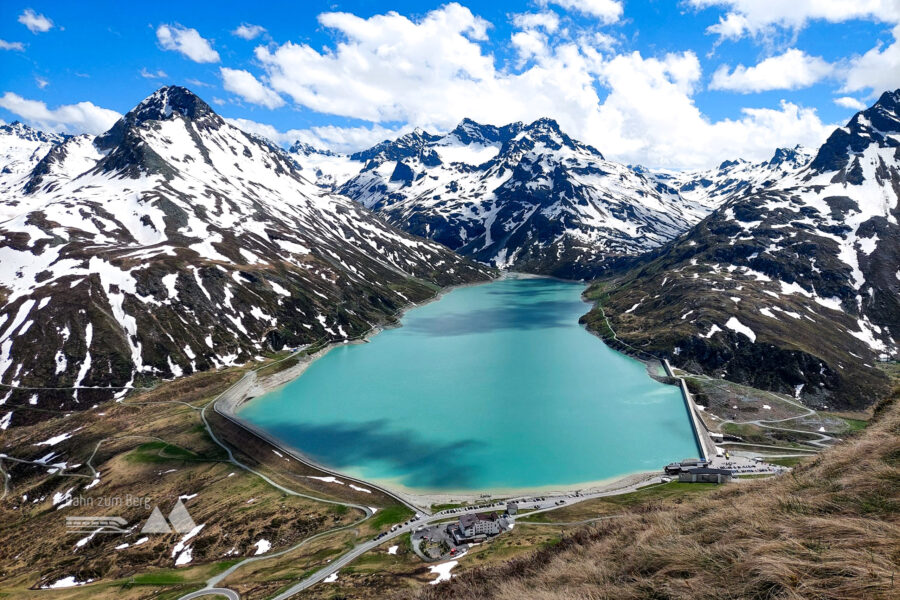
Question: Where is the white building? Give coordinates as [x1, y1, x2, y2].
[458, 512, 501, 538]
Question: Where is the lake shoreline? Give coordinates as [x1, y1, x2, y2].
[222, 273, 693, 509]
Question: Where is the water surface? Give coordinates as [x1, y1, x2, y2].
[239, 277, 699, 492]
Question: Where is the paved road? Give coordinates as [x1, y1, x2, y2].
[269, 475, 665, 598]
[178, 588, 238, 600]
[173, 354, 379, 600]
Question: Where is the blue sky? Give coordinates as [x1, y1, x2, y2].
[1, 1, 898, 168]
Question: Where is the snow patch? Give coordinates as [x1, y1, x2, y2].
[254, 539, 271, 555]
[429, 561, 459, 585]
[725, 317, 756, 342]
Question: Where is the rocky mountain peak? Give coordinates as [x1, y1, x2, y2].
[717, 158, 746, 170]
[810, 87, 900, 173]
[289, 141, 336, 157]
[96, 85, 221, 150]
[349, 127, 440, 163]
[504, 117, 603, 159]
[0, 120, 69, 144]
[133, 85, 216, 123]
[526, 116, 563, 133]
[448, 118, 522, 146]
[867, 88, 900, 128]
[768, 145, 809, 166]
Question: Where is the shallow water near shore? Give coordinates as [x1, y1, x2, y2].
[239, 277, 700, 492]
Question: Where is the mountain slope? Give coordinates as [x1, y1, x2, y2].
[0, 86, 492, 427]
[297, 118, 712, 279]
[583, 90, 900, 409]
[0, 122, 70, 219]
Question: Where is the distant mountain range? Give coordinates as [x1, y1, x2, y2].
[293, 118, 714, 279]
[651, 144, 815, 208]
[1, 85, 897, 424]
[0, 87, 491, 427]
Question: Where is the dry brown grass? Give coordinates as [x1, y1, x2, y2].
[417, 388, 900, 600]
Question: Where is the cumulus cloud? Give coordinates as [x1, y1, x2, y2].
[710, 49, 832, 93]
[220, 67, 284, 108]
[156, 24, 220, 63]
[833, 96, 866, 110]
[0, 39, 25, 51]
[233, 23, 266, 40]
[254, 4, 494, 125]
[0, 92, 120, 134]
[511, 29, 552, 65]
[589, 51, 833, 167]
[540, 0, 623, 23]
[18, 9, 53, 34]
[242, 3, 834, 168]
[512, 12, 560, 33]
[688, 0, 900, 40]
[840, 23, 900, 95]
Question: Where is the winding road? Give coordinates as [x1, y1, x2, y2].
[263, 474, 665, 599]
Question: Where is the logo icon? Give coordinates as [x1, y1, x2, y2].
[65, 516, 129, 534]
[141, 499, 197, 534]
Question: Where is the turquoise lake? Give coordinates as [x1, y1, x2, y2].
[238, 277, 700, 493]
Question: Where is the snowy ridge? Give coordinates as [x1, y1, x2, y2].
[295, 117, 713, 279]
[650, 144, 814, 209]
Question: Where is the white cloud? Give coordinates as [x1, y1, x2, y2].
[140, 68, 168, 79]
[241, 4, 832, 168]
[587, 31, 619, 51]
[512, 12, 560, 33]
[840, 23, 900, 95]
[18, 9, 53, 34]
[710, 49, 832, 93]
[298, 123, 408, 152]
[255, 4, 494, 125]
[156, 24, 220, 63]
[833, 96, 866, 110]
[540, 0, 623, 23]
[233, 23, 266, 40]
[0, 39, 25, 51]
[589, 51, 833, 167]
[705, 13, 750, 41]
[688, 0, 900, 40]
[34, 76, 48, 89]
[224, 116, 402, 152]
[511, 29, 552, 64]
[220, 68, 284, 109]
[0, 92, 120, 134]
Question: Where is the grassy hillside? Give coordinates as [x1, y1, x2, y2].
[419, 384, 899, 600]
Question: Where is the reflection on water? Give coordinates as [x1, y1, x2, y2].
[240, 277, 699, 492]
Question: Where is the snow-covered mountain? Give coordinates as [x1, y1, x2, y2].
[589, 90, 900, 409]
[289, 141, 364, 191]
[0, 122, 70, 216]
[0, 86, 491, 427]
[649, 145, 814, 208]
[653, 145, 814, 206]
[293, 118, 712, 279]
